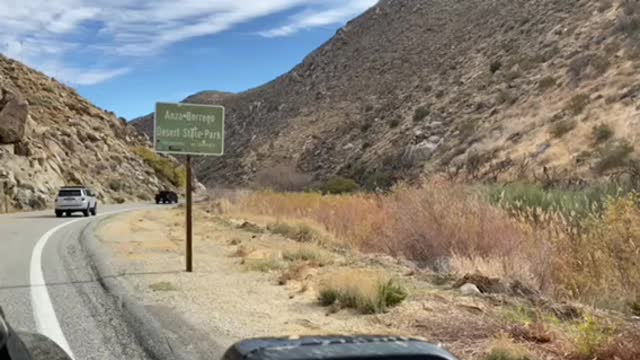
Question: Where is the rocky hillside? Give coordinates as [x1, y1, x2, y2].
[0, 55, 181, 210]
[134, 0, 640, 188]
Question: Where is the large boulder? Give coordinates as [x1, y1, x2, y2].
[0, 88, 30, 144]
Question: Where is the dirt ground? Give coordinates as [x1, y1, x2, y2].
[95, 206, 592, 360]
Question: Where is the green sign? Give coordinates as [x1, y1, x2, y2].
[154, 102, 224, 156]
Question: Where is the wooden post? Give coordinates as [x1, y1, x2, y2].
[186, 155, 193, 272]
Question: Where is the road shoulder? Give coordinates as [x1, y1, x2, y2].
[80, 215, 221, 360]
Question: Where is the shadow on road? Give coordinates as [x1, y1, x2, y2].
[0, 270, 184, 291]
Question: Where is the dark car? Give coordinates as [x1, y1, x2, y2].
[155, 190, 178, 204]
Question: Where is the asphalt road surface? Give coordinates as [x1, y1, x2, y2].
[0, 204, 155, 360]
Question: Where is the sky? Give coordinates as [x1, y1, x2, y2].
[0, 0, 377, 119]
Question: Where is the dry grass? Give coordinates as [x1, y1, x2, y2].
[245, 257, 285, 272]
[317, 270, 407, 314]
[225, 180, 640, 313]
[267, 221, 325, 243]
[277, 261, 309, 285]
[486, 335, 536, 360]
[282, 244, 331, 266]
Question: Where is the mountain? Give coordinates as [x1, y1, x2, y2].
[0, 54, 182, 210]
[133, 0, 640, 189]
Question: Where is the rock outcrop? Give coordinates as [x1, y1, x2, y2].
[0, 88, 31, 144]
[0, 54, 182, 211]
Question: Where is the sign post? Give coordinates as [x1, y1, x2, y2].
[153, 102, 225, 273]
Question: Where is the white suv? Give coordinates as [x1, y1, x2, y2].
[54, 186, 98, 217]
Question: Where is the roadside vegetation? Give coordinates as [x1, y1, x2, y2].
[132, 147, 186, 187]
[226, 178, 640, 316]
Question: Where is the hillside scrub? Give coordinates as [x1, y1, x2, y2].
[132, 147, 186, 187]
[228, 180, 640, 312]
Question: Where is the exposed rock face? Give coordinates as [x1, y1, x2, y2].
[0, 54, 181, 211]
[0, 88, 30, 144]
[133, 0, 640, 187]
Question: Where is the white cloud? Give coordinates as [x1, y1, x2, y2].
[0, 0, 377, 85]
[259, 0, 377, 38]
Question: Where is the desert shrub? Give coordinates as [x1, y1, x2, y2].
[538, 76, 557, 91]
[598, 0, 613, 13]
[388, 119, 400, 128]
[488, 181, 636, 221]
[617, 15, 640, 36]
[591, 124, 614, 144]
[496, 90, 516, 106]
[593, 141, 634, 174]
[486, 335, 536, 360]
[278, 262, 308, 285]
[591, 55, 611, 76]
[630, 298, 640, 316]
[591, 330, 640, 360]
[254, 164, 313, 192]
[567, 94, 590, 115]
[108, 179, 125, 192]
[567, 54, 593, 81]
[362, 168, 394, 192]
[246, 257, 285, 272]
[549, 119, 577, 138]
[572, 316, 614, 359]
[322, 176, 359, 194]
[268, 222, 322, 243]
[132, 147, 185, 187]
[413, 105, 430, 122]
[550, 195, 640, 308]
[490, 60, 503, 74]
[618, 1, 640, 36]
[318, 271, 407, 314]
[283, 245, 330, 265]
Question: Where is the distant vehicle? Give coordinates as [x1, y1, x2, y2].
[54, 186, 98, 217]
[155, 190, 178, 204]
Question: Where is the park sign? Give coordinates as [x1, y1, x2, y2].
[154, 102, 224, 156]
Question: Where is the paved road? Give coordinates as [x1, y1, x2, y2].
[0, 204, 155, 360]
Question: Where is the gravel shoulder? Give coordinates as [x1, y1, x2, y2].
[94, 208, 390, 352]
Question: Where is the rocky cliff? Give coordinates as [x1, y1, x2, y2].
[134, 0, 640, 188]
[0, 55, 181, 211]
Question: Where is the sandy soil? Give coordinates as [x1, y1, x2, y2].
[96, 208, 395, 349]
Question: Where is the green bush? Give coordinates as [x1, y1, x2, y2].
[318, 276, 407, 314]
[574, 316, 614, 359]
[488, 182, 626, 219]
[413, 105, 430, 122]
[592, 124, 614, 144]
[132, 147, 185, 187]
[549, 119, 577, 138]
[594, 141, 634, 174]
[322, 176, 359, 194]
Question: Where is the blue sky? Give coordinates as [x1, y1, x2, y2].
[0, 0, 377, 119]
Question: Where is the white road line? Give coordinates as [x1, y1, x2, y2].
[30, 207, 149, 359]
